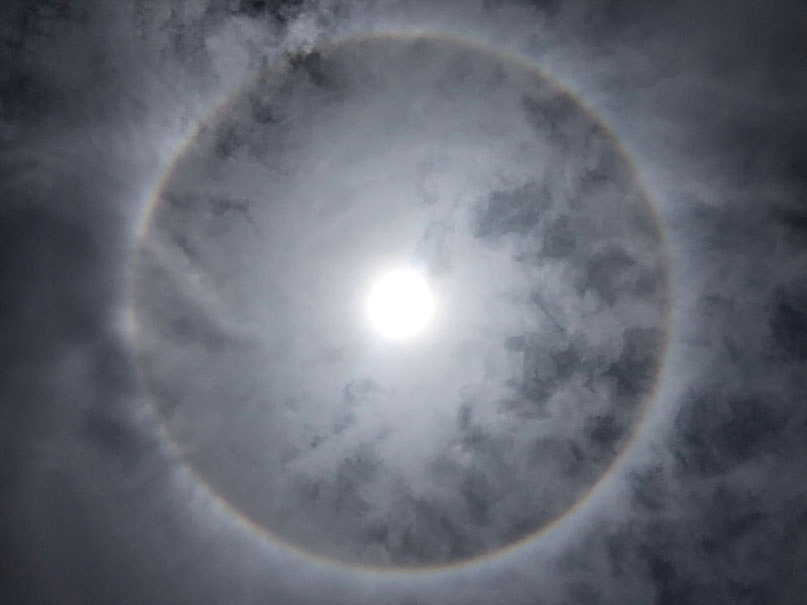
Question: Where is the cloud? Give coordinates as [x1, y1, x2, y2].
[2, 0, 805, 603]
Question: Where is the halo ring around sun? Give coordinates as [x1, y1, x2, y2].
[129, 31, 673, 574]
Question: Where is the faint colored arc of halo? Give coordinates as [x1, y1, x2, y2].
[128, 30, 675, 576]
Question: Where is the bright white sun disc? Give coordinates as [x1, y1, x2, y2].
[367, 269, 434, 339]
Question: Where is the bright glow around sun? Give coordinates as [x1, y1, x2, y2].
[367, 268, 434, 339]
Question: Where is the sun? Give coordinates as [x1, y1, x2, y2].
[366, 268, 434, 339]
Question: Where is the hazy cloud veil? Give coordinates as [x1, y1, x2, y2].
[1, 1, 805, 604]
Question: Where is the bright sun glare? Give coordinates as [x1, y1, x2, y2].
[367, 268, 434, 339]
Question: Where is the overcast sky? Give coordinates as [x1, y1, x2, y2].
[1, 1, 806, 604]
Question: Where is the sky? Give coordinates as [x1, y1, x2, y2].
[1, 1, 806, 604]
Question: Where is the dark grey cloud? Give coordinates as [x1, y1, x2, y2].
[1, 0, 806, 603]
